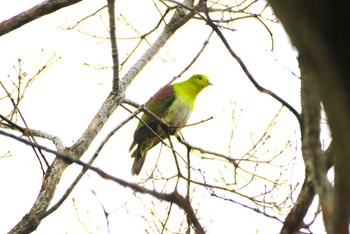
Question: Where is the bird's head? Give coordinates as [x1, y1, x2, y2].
[188, 74, 212, 90]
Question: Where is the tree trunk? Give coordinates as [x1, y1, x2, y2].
[268, 1, 350, 233]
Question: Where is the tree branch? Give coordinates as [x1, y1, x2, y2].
[300, 54, 334, 233]
[282, 172, 314, 233]
[281, 142, 333, 233]
[201, 2, 301, 125]
[107, 0, 120, 93]
[0, 0, 82, 36]
[119, 0, 197, 90]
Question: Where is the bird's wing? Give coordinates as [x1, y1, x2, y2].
[129, 85, 176, 151]
[147, 84, 176, 118]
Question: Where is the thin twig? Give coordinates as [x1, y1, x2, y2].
[0, 81, 49, 171]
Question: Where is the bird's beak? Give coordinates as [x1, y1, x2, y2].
[208, 81, 213, 85]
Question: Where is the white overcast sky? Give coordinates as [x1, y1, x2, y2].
[0, 1, 327, 233]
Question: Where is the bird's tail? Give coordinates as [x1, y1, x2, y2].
[131, 149, 146, 176]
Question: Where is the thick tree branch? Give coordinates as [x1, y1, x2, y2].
[0, 0, 82, 36]
[281, 171, 314, 234]
[281, 142, 334, 233]
[300, 54, 334, 233]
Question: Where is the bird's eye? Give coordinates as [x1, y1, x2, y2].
[198, 76, 202, 80]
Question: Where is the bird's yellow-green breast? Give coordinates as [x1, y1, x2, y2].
[172, 74, 211, 109]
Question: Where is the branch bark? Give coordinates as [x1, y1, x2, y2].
[281, 172, 314, 234]
[107, 0, 120, 93]
[0, 0, 82, 36]
[281, 142, 334, 233]
[299, 54, 334, 233]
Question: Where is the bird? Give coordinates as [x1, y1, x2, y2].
[129, 74, 211, 175]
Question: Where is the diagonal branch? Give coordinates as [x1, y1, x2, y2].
[281, 171, 314, 234]
[201, 2, 301, 125]
[119, 0, 197, 90]
[0, 0, 83, 36]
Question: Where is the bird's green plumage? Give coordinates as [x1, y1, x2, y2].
[130, 74, 211, 175]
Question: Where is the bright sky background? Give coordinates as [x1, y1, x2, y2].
[0, 0, 325, 233]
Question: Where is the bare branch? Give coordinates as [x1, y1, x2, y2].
[107, 0, 120, 92]
[60, 5, 107, 30]
[201, 2, 301, 125]
[119, 0, 198, 90]
[0, 0, 82, 36]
